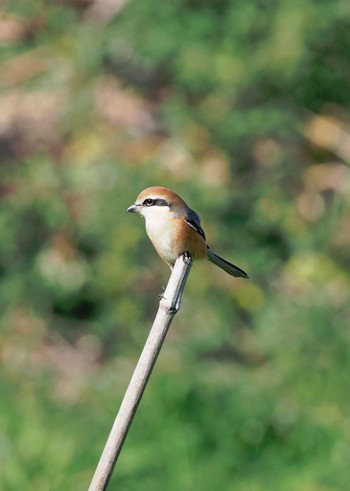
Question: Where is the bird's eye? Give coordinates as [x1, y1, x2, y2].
[144, 198, 154, 206]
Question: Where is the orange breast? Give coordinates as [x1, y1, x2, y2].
[172, 219, 208, 260]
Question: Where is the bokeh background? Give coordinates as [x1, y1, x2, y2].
[1, 1, 350, 490]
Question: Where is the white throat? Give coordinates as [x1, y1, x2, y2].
[141, 206, 177, 263]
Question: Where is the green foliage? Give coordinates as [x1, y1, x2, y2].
[1, 0, 350, 489]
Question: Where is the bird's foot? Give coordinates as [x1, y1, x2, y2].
[181, 251, 192, 264]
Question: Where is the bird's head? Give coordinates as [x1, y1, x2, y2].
[127, 186, 187, 220]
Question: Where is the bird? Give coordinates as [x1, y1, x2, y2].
[127, 186, 248, 279]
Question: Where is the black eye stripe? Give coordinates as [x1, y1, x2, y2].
[142, 198, 169, 207]
[155, 198, 169, 206]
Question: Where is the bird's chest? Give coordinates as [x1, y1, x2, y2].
[145, 214, 178, 262]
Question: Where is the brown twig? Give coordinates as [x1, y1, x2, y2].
[88, 254, 193, 491]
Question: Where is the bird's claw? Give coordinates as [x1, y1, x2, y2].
[181, 251, 192, 264]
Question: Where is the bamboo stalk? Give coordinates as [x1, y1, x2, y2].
[88, 254, 193, 491]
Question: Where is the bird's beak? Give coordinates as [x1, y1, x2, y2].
[127, 204, 138, 213]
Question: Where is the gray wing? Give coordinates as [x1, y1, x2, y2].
[184, 208, 206, 241]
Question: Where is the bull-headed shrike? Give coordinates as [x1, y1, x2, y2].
[127, 186, 248, 279]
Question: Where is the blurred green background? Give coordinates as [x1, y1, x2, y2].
[1, 1, 350, 490]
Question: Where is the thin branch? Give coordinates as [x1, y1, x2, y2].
[88, 254, 193, 491]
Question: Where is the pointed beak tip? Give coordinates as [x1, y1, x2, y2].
[127, 204, 137, 213]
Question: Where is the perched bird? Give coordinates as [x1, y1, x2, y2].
[127, 186, 248, 279]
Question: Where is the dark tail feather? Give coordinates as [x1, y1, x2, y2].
[207, 250, 249, 279]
